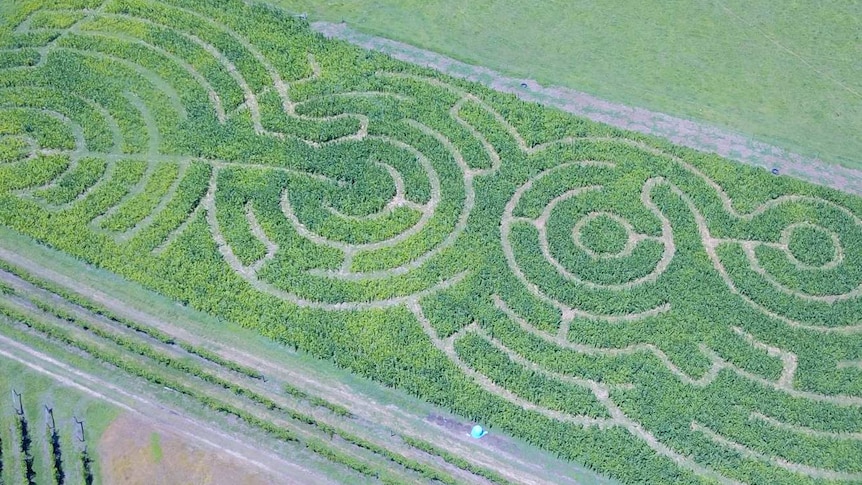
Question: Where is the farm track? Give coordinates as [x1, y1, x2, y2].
[0, 304, 394, 482]
[313, 22, 862, 196]
[0, 247, 590, 485]
[0, 273, 471, 485]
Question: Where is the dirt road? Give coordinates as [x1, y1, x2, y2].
[313, 22, 862, 196]
[0, 333, 337, 485]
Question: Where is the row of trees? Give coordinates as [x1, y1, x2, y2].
[1, 390, 86, 485]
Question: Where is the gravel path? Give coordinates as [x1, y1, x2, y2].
[313, 22, 862, 196]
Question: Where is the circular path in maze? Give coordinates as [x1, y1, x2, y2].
[1, 1, 861, 483]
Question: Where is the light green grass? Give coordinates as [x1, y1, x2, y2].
[149, 433, 162, 463]
[274, 0, 862, 169]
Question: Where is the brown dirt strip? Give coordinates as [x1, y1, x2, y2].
[100, 414, 271, 485]
[312, 22, 862, 196]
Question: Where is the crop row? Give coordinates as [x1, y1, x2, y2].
[0, 259, 523, 485]
[282, 382, 352, 418]
[0, 301, 419, 482]
[0, 135, 31, 164]
[0, 258, 260, 380]
[0, 54, 154, 154]
[6, 282, 529, 485]
[99, 162, 180, 233]
[14, 414, 35, 485]
[0, 397, 77, 485]
[0, 154, 68, 194]
[0, 107, 78, 152]
[0, 265, 495, 485]
[0, 86, 116, 153]
[34, 158, 107, 206]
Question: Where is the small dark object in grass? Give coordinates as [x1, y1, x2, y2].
[520, 82, 527, 88]
[771, 168, 779, 175]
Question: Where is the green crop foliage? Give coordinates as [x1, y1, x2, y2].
[0, 1, 860, 484]
[99, 162, 180, 232]
[0, 136, 32, 163]
[786, 223, 840, 268]
[577, 214, 629, 255]
[34, 157, 107, 205]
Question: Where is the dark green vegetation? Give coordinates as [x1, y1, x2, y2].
[14, 413, 34, 485]
[278, 0, 862, 170]
[0, 1, 861, 483]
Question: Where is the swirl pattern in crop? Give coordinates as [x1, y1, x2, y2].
[1, 1, 861, 483]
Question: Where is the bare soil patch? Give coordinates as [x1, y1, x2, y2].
[99, 414, 277, 485]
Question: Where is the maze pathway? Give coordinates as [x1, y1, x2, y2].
[1, 1, 861, 483]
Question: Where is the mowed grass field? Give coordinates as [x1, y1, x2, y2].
[274, 0, 862, 170]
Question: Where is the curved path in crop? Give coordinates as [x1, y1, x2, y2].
[1, 2, 861, 484]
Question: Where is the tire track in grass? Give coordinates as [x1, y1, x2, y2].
[314, 22, 862, 195]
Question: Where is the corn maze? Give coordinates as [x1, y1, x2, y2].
[1, 0, 861, 483]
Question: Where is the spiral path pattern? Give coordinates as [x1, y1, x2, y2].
[1, 1, 861, 483]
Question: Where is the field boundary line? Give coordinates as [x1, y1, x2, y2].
[313, 21, 862, 195]
[0, 332, 334, 484]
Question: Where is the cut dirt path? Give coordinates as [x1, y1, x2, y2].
[0, 246, 606, 485]
[313, 22, 862, 196]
